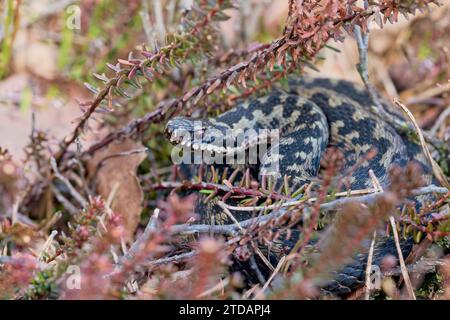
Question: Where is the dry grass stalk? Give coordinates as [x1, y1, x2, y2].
[254, 255, 287, 300]
[364, 169, 384, 300]
[394, 98, 450, 189]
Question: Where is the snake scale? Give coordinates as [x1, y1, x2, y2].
[164, 77, 433, 295]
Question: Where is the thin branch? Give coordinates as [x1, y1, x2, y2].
[38, 230, 58, 261]
[197, 278, 229, 298]
[383, 258, 448, 277]
[4, 211, 38, 228]
[121, 208, 160, 264]
[145, 250, 196, 266]
[365, 231, 377, 300]
[406, 84, 450, 106]
[170, 185, 448, 236]
[365, 169, 383, 300]
[221, 185, 448, 212]
[389, 216, 416, 299]
[217, 200, 274, 272]
[106, 209, 160, 278]
[55, 79, 117, 164]
[146, 180, 290, 201]
[50, 157, 88, 208]
[354, 22, 443, 149]
[151, 0, 166, 44]
[394, 99, 450, 189]
[140, 0, 155, 47]
[254, 255, 287, 299]
[249, 255, 267, 285]
[217, 201, 245, 233]
[51, 184, 79, 215]
[429, 106, 450, 136]
[354, 25, 382, 108]
[144, 237, 240, 267]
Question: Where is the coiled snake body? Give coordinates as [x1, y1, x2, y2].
[165, 78, 433, 295]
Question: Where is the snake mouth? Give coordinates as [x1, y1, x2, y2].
[165, 117, 278, 155]
[165, 130, 231, 154]
[165, 128, 276, 156]
[164, 126, 225, 152]
[164, 126, 184, 145]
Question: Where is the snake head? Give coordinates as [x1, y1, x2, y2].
[165, 117, 199, 145]
[165, 117, 230, 153]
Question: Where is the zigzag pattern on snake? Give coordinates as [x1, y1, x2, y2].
[164, 77, 434, 295]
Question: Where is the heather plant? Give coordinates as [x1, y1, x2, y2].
[0, 0, 449, 300]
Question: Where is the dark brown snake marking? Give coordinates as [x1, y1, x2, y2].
[165, 77, 434, 295]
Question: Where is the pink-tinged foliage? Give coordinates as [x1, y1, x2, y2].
[0, 0, 447, 300]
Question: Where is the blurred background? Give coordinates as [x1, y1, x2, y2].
[0, 0, 449, 300]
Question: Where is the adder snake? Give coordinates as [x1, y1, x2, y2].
[164, 77, 434, 295]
